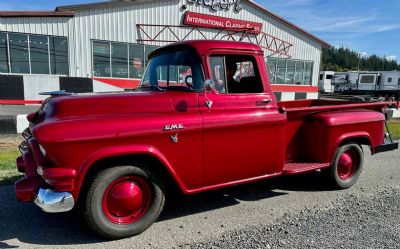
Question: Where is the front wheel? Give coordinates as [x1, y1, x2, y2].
[325, 143, 364, 189]
[84, 165, 165, 239]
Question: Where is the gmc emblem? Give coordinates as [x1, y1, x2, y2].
[164, 124, 185, 131]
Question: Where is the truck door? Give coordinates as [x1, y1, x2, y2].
[199, 54, 285, 187]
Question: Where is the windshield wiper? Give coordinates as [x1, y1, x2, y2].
[137, 85, 165, 92]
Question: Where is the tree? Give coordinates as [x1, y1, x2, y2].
[321, 47, 400, 72]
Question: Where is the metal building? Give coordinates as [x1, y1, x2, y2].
[0, 0, 330, 104]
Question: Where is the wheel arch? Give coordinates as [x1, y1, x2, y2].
[74, 145, 186, 203]
[330, 132, 371, 163]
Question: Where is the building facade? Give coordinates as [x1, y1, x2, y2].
[0, 0, 330, 104]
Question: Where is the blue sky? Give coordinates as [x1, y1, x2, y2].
[1, 0, 399, 62]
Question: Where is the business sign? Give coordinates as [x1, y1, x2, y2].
[183, 11, 263, 34]
[187, 0, 243, 12]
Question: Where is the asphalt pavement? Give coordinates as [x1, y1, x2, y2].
[0, 147, 399, 249]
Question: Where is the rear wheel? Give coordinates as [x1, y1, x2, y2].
[325, 143, 364, 189]
[84, 165, 165, 239]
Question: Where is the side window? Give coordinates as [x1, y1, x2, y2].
[209, 55, 263, 94]
[209, 56, 227, 93]
[388, 77, 392, 83]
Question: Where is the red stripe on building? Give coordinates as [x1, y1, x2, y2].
[93, 77, 141, 89]
[0, 100, 42, 105]
[271, 85, 319, 93]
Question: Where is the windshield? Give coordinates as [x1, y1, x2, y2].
[141, 49, 204, 91]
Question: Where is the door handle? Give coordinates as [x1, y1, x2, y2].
[255, 98, 272, 106]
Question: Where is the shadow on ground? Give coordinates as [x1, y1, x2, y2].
[0, 171, 330, 247]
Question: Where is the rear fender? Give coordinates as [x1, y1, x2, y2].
[74, 144, 186, 199]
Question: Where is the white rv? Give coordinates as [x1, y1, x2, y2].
[332, 72, 359, 92]
[318, 71, 335, 92]
[331, 71, 400, 98]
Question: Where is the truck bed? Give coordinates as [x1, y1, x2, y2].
[278, 99, 387, 114]
[278, 99, 388, 164]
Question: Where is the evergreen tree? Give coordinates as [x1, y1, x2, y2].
[321, 47, 400, 72]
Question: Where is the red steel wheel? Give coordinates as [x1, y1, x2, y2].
[337, 148, 360, 181]
[102, 176, 152, 225]
[84, 165, 165, 239]
[326, 143, 364, 189]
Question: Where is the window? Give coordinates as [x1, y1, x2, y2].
[49, 37, 68, 75]
[276, 59, 286, 84]
[111, 43, 128, 78]
[93, 41, 111, 77]
[285, 60, 295, 84]
[0, 32, 68, 75]
[266, 57, 313, 85]
[266, 57, 277, 83]
[9, 33, 30, 74]
[0, 33, 8, 73]
[129, 44, 144, 79]
[93, 41, 158, 79]
[209, 55, 263, 94]
[304, 62, 313, 85]
[30, 35, 50, 74]
[388, 77, 392, 83]
[319, 74, 323, 80]
[144, 45, 158, 67]
[142, 49, 204, 91]
[326, 74, 333, 80]
[294, 61, 305, 84]
[398, 78, 400, 86]
[360, 75, 376, 84]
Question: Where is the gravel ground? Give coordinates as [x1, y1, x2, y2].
[0, 147, 398, 249]
[188, 187, 400, 249]
[0, 134, 21, 149]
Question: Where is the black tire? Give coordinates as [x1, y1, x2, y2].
[325, 143, 364, 189]
[84, 165, 165, 239]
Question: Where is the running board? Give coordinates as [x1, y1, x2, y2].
[283, 163, 330, 175]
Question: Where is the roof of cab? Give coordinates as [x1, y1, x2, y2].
[150, 40, 263, 58]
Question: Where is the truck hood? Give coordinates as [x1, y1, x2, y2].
[41, 91, 173, 121]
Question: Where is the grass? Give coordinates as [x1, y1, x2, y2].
[0, 148, 22, 185]
[388, 119, 400, 140]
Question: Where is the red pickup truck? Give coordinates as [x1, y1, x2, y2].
[15, 40, 398, 239]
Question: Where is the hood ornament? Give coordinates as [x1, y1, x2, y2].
[39, 90, 72, 97]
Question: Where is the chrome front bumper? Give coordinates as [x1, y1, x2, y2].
[34, 188, 75, 213]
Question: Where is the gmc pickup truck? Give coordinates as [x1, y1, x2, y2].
[15, 40, 398, 239]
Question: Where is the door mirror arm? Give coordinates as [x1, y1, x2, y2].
[204, 79, 215, 109]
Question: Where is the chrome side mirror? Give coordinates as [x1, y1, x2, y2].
[204, 79, 214, 109]
[205, 79, 216, 92]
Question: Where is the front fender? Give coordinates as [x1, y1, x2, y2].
[73, 144, 187, 200]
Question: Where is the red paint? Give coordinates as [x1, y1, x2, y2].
[0, 100, 42, 105]
[183, 11, 263, 34]
[15, 41, 396, 233]
[102, 176, 152, 225]
[337, 149, 358, 180]
[271, 85, 319, 93]
[93, 77, 141, 89]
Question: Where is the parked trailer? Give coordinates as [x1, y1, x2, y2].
[318, 71, 335, 93]
[332, 71, 400, 99]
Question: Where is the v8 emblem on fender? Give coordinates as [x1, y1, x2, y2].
[164, 124, 185, 131]
[170, 133, 179, 143]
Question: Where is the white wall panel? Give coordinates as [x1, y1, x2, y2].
[0, 17, 69, 36]
[0, 0, 323, 86]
